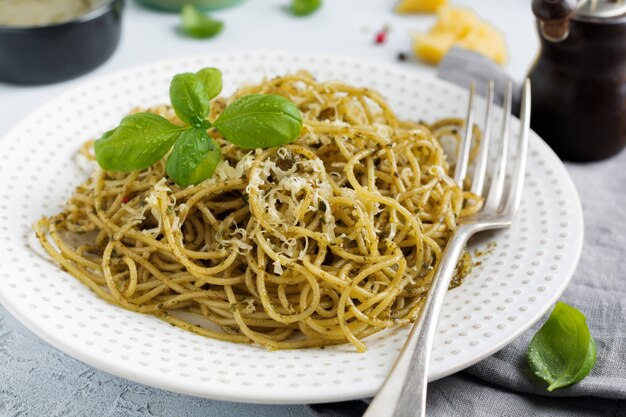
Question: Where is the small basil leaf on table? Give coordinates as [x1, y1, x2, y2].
[166, 128, 222, 187]
[213, 94, 303, 149]
[169, 73, 211, 127]
[180, 4, 224, 39]
[527, 302, 597, 391]
[94, 113, 182, 172]
[290, 0, 322, 16]
[195, 68, 223, 100]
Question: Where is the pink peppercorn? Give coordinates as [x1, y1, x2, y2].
[374, 30, 387, 44]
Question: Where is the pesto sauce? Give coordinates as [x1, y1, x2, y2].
[0, 0, 105, 27]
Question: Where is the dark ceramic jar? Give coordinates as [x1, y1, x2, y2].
[528, 0, 626, 161]
[0, 0, 124, 85]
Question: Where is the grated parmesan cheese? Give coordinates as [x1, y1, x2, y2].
[273, 258, 284, 275]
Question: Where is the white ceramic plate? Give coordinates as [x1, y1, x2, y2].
[0, 52, 583, 404]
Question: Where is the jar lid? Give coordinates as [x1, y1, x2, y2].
[576, 0, 626, 18]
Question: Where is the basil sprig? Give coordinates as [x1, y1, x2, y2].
[93, 67, 303, 187]
[213, 94, 304, 149]
[290, 0, 322, 16]
[94, 114, 183, 172]
[180, 4, 223, 39]
[527, 302, 597, 391]
[195, 67, 223, 100]
[166, 128, 221, 187]
[169, 73, 212, 127]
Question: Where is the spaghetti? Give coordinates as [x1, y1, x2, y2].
[35, 72, 481, 351]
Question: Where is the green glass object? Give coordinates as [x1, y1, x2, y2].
[136, 0, 242, 12]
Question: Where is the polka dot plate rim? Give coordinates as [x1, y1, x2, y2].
[0, 52, 583, 404]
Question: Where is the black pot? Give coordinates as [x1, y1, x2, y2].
[0, 0, 124, 85]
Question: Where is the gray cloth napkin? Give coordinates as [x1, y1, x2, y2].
[309, 48, 626, 417]
[438, 47, 522, 109]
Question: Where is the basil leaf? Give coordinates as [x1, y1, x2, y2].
[213, 94, 303, 149]
[290, 0, 322, 16]
[528, 302, 597, 391]
[169, 73, 210, 127]
[196, 67, 222, 100]
[166, 128, 221, 187]
[94, 113, 182, 172]
[180, 4, 223, 39]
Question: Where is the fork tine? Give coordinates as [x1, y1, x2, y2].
[453, 81, 476, 187]
[504, 79, 531, 215]
[485, 80, 513, 210]
[471, 81, 495, 195]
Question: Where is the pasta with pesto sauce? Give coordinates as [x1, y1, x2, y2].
[35, 72, 481, 351]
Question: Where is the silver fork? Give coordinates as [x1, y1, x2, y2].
[363, 79, 531, 417]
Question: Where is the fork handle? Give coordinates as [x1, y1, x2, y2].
[363, 228, 472, 417]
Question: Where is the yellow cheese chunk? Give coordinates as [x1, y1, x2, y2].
[395, 0, 448, 13]
[412, 7, 508, 65]
[412, 34, 455, 64]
